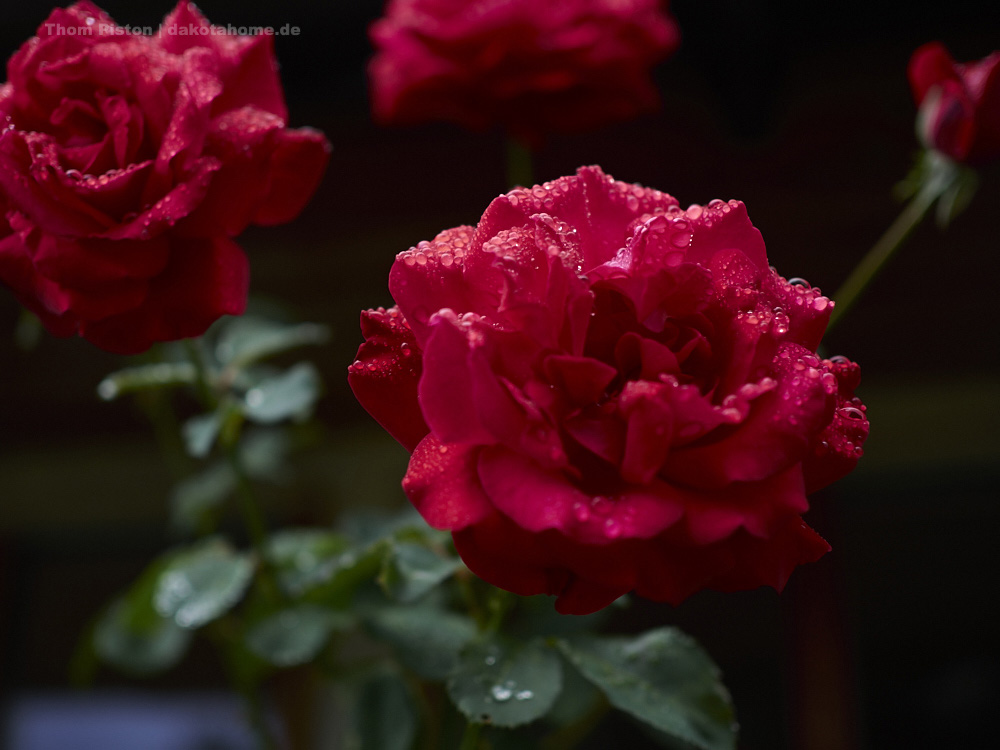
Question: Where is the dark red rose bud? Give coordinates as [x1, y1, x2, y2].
[908, 42, 1000, 164]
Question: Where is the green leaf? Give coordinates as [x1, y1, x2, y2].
[97, 362, 197, 400]
[182, 411, 224, 459]
[94, 598, 192, 676]
[380, 542, 461, 603]
[936, 165, 979, 228]
[169, 463, 235, 533]
[355, 672, 418, 750]
[448, 638, 562, 728]
[366, 605, 477, 680]
[241, 362, 321, 424]
[555, 629, 736, 750]
[154, 538, 255, 629]
[246, 604, 352, 667]
[266, 529, 354, 596]
[214, 317, 329, 369]
[92, 556, 192, 676]
[240, 428, 293, 482]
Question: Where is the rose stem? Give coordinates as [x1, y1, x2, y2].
[183, 338, 281, 750]
[458, 721, 483, 750]
[827, 181, 943, 332]
[506, 136, 534, 189]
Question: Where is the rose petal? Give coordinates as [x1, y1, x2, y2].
[80, 236, 248, 354]
[348, 306, 429, 452]
[663, 344, 836, 489]
[402, 435, 492, 530]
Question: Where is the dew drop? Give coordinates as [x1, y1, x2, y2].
[591, 495, 611, 515]
[670, 232, 690, 249]
[491, 684, 513, 702]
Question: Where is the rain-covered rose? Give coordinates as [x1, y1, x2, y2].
[908, 42, 1000, 164]
[0, 1, 330, 353]
[349, 166, 869, 615]
[368, 0, 680, 146]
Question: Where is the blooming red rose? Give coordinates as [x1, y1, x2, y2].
[350, 166, 869, 615]
[0, 1, 330, 354]
[908, 42, 1000, 164]
[368, 0, 680, 146]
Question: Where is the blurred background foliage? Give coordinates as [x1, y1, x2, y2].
[1, 1, 999, 749]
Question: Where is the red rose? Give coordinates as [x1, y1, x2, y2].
[0, 2, 330, 354]
[350, 166, 869, 615]
[908, 42, 1000, 164]
[368, 0, 680, 146]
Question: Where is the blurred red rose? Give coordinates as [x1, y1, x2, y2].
[350, 166, 869, 615]
[0, 1, 330, 354]
[908, 42, 1000, 164]
[368, 0, 680, 146]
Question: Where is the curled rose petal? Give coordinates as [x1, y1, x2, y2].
[348, 306, 429, 452]
[352, 166, 869, 614]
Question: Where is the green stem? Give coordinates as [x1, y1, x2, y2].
[456, 567, 487, 631]
[484, 587, 514, 634]
[208, 619, 279, 750]
[539, 695, 610, 750]
[458, 721, 482, 750]
[226, 440, 269, 553]
[240, 680, 279, 750]
[505, 137, 534, 189]
[827, 182, 943, 332]
[182, 338, 216, 408]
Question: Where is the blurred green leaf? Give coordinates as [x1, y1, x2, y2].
[154, 538, 255, 629]
[170, 463, 235, 533]
[241, 362, 321, 424]
[92, 557, 192, 675]
[366, 605, 477, 680]
[380, 542, 461, 603]
[936, 165, 979, 228]
[182, 411, 224, 459]
[214, 316, 329, 369]
[356, 671, 418, 750]
[240, 427, 293, 482]
[556, 629, 736, 750]
[246, 604, 352, 667]
[94, 598, 192, 676]
[448, 638, 562, 729]
[266, 529, 354, 596]
[97, 362, 197, 401]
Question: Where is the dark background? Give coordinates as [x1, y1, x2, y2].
[2, 2, 1000, 749]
